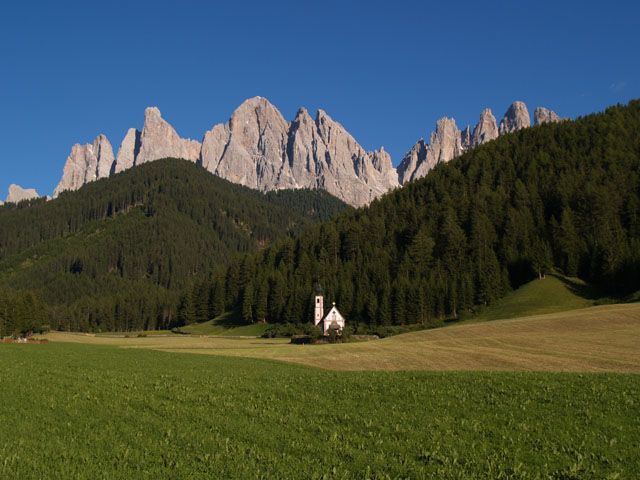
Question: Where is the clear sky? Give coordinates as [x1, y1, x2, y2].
[1, 0, 638, 198]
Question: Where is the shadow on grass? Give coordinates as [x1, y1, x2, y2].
[551, 273, 603, 301]
[213, 310, 246, 329]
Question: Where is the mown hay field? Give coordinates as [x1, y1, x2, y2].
[45, 302, 640, 373]
[0, 342, 638, 479]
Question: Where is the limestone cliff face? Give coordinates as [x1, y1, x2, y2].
[397, 139, 427, 185]
[471, 109, 499, 146]
[114, 128, 141, 174]
[397, 117, 463, 184]
[210, 97, 290, 189]
[200, 98, 398, 206]
[296, 109, 398, 206]
[136, 107, 201, 165]
[6, 184, 40, 203]
[54, 135, 115, 197]
[461, 125, 471, 150]
[499, 101, 531, 135]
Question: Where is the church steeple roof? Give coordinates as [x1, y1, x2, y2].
[314, 283, 323, 295]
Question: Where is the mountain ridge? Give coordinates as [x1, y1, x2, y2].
[9, 97, 564, 206]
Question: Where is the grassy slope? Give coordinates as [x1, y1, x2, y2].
[178, 311, 270, 337]
[468, 273, 597, 323]
[1, 343, 638, 478]
[44, 302, 640, 373]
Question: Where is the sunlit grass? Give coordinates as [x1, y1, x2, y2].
[1, 343, 638, 479]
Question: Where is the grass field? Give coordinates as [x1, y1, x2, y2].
[6, 279, 639, 477]
[44, 302, 640, 373]
[0, 342, 638, 479]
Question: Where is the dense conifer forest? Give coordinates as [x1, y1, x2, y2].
[2, 100, 639, 335]
[0, 160, 348, 335]
[190, 100, 640, 333]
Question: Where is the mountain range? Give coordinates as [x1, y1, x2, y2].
[4, 98, 564, 206]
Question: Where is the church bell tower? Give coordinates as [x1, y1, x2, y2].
[314, 283, 324, 326]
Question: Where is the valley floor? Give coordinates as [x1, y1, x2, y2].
[43, 302, 640, 373]
[3, 302, 639, 478]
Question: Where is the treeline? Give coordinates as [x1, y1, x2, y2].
[0, 289, 49, 337]
[184, 100, 640, 330]
[0, 160, 348, 332]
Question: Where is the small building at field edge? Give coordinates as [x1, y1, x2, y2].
[313, 283, 345, 334]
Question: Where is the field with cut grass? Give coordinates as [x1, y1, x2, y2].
[44, 302, 640, 373]
[1, 342, 638, 479]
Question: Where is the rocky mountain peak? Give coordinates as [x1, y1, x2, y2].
[53, 135, 115, 197]
[499, 101, 531, 135]
[534, 107, 563, 125]
[227, 96, 289, 154]
[471, 108, 499, 146]
[396, 117, 462, 185]
[136, 106, 201, 165]
[212, 96, 290, 189]
[431, 117, 463, 161]
[144, 106, 162, 124]
[230, 97, 284, 123]
[202, 100, 398, 206]
[295, 106, 311, 118]
[6, 184, 40, 203]
[94, 134, 115, 180]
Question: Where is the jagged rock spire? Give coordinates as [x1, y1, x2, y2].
[136, 107, 201, 165]
[471, 109, 498, 146]
[499, 101, 531, 135]
[54, 135, 115, 197]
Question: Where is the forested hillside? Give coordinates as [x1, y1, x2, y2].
[190, 100, 640, 331]
[3, 101, 639, 336]
[0, 159, 348, 335]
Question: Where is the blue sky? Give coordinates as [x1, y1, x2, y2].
[1, 0, 638, 198]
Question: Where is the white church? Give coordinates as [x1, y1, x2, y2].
[313, 283, 345, 334]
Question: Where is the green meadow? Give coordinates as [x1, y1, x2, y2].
[1, 342, 639, 479]
[467, 273, 597, 323]
[3, 277, 640, 478]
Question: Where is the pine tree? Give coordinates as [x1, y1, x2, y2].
[241, 284, 254, 323]
[255, 280, 268, 323]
